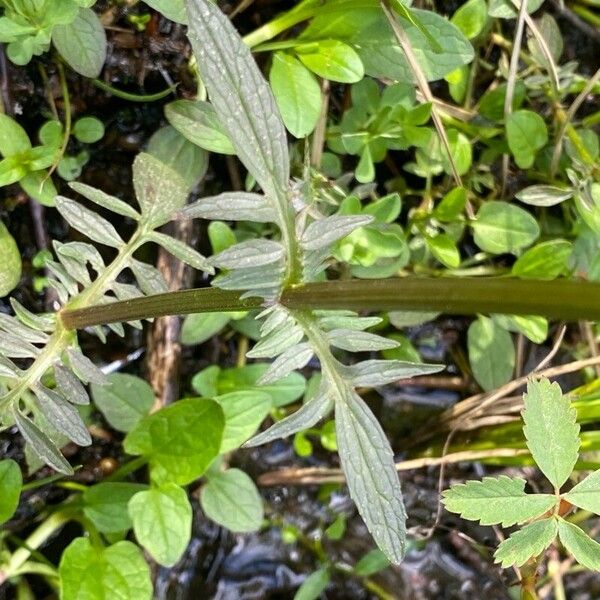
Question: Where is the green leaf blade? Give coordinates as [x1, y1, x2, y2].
[335, 389, 406, 564]
[562, 469, 600, 515]
[557, 519, 600, 571]
[442, 476, 555, 527]
[495, 518, 558, 568]
[129, 484, 192, 567]
[185, 0, 289, 200]
[522, 378, 580, 490]
[0, 459, 22, 525]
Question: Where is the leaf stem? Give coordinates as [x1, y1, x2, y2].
[60, 277, 600, 330]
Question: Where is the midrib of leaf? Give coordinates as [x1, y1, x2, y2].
[293, 310, 406, 563]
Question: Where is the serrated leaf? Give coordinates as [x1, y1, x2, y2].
[180, 191, 278, 224]
[327, 329, 399, 352]
[209, 239, 285, 269]
[557, 519, 600, 571]
[13, 408, 73, 475]
[52, 8, 106, 78]
[0, 459, 21, 525]
[258, 343, 314, 385]
[69, 182, 140, 220]
[132, 153, 189, 229]
[318, 314, 382, 331]
[59, 538, 152, 600]
[148, 231, 211, 272]
[83, 482, 147, 534]
[442, 476, 555, 526]
[336, 389, 406, 564]
[57, 241, 104, 274]
[563, 470, 600, 514]
[215, 391, 272, 452]
[522, 378, 580, 489]
[244, 386, 332, 447]
[129, 484, 192, 567]
[213, 264, 284, 292]
[344, 359, 443, 387]
[56, 196, 124, 248]
[301, 215, 373, 251]
[200, 468, 264, 533]
[33, 385, 91, 446]
[186, 0, 289, 199]
[495, 518, 557, 568]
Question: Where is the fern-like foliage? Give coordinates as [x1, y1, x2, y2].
[183, 0, 443, 563]
[0, 153, 211, 474]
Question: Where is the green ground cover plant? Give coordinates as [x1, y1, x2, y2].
[0, 0, 599, 598]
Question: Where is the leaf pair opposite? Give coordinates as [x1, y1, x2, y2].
[443, 378, 600, 571]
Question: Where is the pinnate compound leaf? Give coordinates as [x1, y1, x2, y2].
[522, 378, 579, 489]
[270, 52, 321, 138]
[495, 518, 557, 568]
[180, 192, 278, 224]
[442, 476, 555, 526]
[52, 8, 107, 78]
[185, 0, 289, 199]
[56, 196, 124, 248]
[0, 221, 21, 297]
[124, 398, 224, 485]
[563, 470, 600, 515]
[132, 153, 189, 228]
[0, 459, 22, 524]
[66, 348, 108, 385]
[468, 315, 514, 391]
[336, 389, 406, 564]
[91, 373, 154, 433]
[13, 408, 73, 475]
[200, 468, 264, 533]
[128, 484, 192, 567]
[59, 538, 152, 600]
[244, 386, 333, 447]
[130, 259, 169, 295]
[557, 519, 600, 571]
